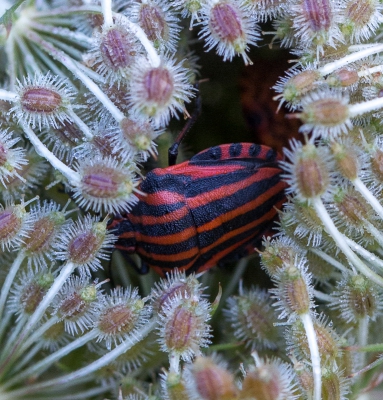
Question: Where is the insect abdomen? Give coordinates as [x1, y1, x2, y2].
[126, 143, 286, 275]
[127, 173, 200, 274]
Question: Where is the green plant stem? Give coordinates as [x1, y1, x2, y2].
[349, 355, 383, 378]
[222, 258, 248, 303]
[352, 344, 383, 352]
[50, 386, 114, 400]
[15, 35, 42, 75]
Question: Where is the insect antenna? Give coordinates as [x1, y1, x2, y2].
[168, 84, 203, 166]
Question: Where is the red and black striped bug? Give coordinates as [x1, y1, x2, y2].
[108, 142, 287, 276]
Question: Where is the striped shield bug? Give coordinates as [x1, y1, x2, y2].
[108, 142, 287, 276]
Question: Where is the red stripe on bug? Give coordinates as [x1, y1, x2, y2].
[137, 246, 199, 263]
[150, 256, 199, 275]
[153, 163, 245, 179]
[134, 226, 198, 246]
[135, 190, 185, 206]
[129, 205, 189, 226]
[187, 169, 280, 209]
[199, 210, 275, 264]
[195, 182, 285, 233]
[197, 236, 253, 273]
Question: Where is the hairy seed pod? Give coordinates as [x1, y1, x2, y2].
[185, 357, 239, 400]
[20, 273, 54, 315]
[68, 222, 105, 265]
[294, 144, 331, 199]
[100, 27, 137, 71]
[240, 358, 297, 400]
[331, 141, 359, 180]
[327, 69, 359, 88]
[283, 70, 321, 103]
[21, 87, 62, 114]
[139, 3, 168, 44]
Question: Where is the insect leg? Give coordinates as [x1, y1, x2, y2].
[117, 250, 150, 275]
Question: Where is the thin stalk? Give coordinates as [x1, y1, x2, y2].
[29, 21, 94, 47]
[35, 17, 80, 26]
[12, 340, 44, 374]
[0, 251, 25, 319]
[309, 248, 349, 274]
[46, 35, 85, 60]
[30, 42, 78, 87]
[117, 14, 161, 67]
[5, 24, 17, 90]
[348, 44, 381, 50]
[0, 262, 75, 376]
[46, 386, 113, 400]
[3, 330, 97, 390]
[26, 30, 125, 122]
[353, 177, 383, 221]
[35, 5, 104, 18]
[362, 219, 383, 248]
[301, 313, 321, 400]
[344, 237, 383, 272]
[349, 97, 383, 118]
[352, 343, 383, 352]
[313, 198, 383, 287]
[14, 36, 43, 76]
[21, 262, 75, 341]
[169, 352, 181, 374]
[0, 312, 13, 344]
[101, 0, 113, 27]
[35, 5, 161, 67]
[22, 124, 81, 185]
[0, 89, 18, 102]
[0, 315, 27, 362]
[6, 319, 157, 397]
[319, 43, 383, 76]
[18, 316, 59, 355]
[67, 110, 94, 140]
[313, 290, 334, 302]
[349, 355, 383, 378]
[357, 316, 369, 376]
[74, 60, 105, 83]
